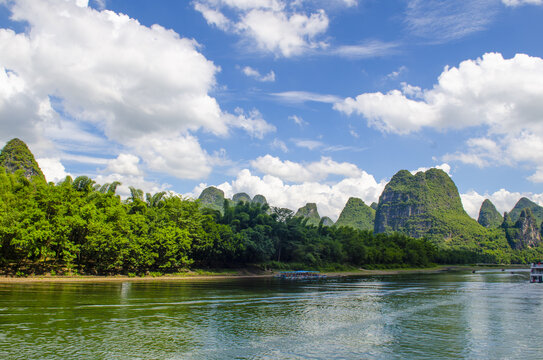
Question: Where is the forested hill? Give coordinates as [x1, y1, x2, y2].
[373, 169, 490, 247]
[0, 138, 44, 180]
[2, 138, 543, 275]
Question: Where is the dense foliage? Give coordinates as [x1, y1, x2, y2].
[375, 169, 508, 250]
[2, 164, 543, 276]
[478, 199, 503, 228]
[0, 138, 44, 180]
[294, 203, 321, 226]
[335, 197, 375, 231]
[509, 197, 543, 226]
[0, 168, 443, 275]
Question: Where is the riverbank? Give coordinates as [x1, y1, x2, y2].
[0, 264, 529, 283]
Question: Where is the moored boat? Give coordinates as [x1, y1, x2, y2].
[530, 262, 543, 283]
[275, 270, 326, 280]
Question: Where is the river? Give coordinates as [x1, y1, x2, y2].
[0, 269, 541, 359]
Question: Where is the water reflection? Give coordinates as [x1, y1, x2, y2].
[1, 270, 542, 359]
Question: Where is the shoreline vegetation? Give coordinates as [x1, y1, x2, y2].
[0, 265, 529, 283]
[2, 139, 542, 280]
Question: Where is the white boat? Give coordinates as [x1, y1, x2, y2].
[530, 263, 543, 283]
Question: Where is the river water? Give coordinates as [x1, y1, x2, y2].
[0, 269, 541, 359]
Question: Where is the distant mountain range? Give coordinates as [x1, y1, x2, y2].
[198, 168, 543, 251]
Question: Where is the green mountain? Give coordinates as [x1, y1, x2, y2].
[295, 203, 321, 226]
[374, 169, 493, 247]
[321, 216, 334, 227]
[509, 197, 543, 226]
[505, 208, 542, 250]
[233, 192, 251, 203]
[0, 138, 45, 180]
[252, 194, 268, 206]
[335, 197, 375, 231]
[198, 186, 226, 213]
[477, 199, 503, 228]
[370, 202, 378, 211]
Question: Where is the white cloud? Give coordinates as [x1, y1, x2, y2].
[292, 0, 358, 7]
[1, 0, 226, 140]
[289, 114, 307, 126]
[0, 0, 274, 181]
[291, 138, 323, 150]
[226, 108, 276, 139]
[461, 189, 543, 219]
[502, 0, 543, 6]
[105, 153, 142, 176]
[333, 40, 398, 59]
[528, 168, 543, 183]
[197, 168, 386, 220]
[335, 53, 543, 181]
[37, 158, 71, 183]
[251, 155, 363, 182]
[271, 138, 288, 152]
[272, 90, 342, 104]
[405, 0, 499, 43]
[194, 2, 232, 31]
[194, 0, 329, 57]
[131, 135, 213, 180]
[410, 163, 451, 176]
[386, 66, 407, 80]
[242, 66, 276, 82]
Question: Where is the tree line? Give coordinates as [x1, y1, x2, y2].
[0, 168, 540, 275]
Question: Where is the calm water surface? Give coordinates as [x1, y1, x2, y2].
[0, 270, 541, 359]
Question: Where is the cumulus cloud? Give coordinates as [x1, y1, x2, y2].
[226, 108, 276, 139]
[105, 153, 142, 176]
[37, 158, 71, 183]
[0, 0, 273, 181]
[335, 53, 543, 181]
[242, 66, 276, 82]
[251, 155, 363, 182]
[130, 135, 213, 180]
[194, 168, 386, 220]
[461, 189, 543, 219]
[410, 163, 451, 176]
[194, 0, 329, 57]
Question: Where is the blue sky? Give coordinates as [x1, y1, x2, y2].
[1, 0, 543, 220]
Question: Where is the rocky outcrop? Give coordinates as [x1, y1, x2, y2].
[0, 138, 45, 180]
[295, 203, 321, 226]
[233, 192, 251, 203]
[321, 216, 334, 227]
[335, 197, 375, 231]
[374, 169, 486, 244]
[198, 186, 226, 213]
[509, 197, 543, 226]
[252, 194, 268, 205]
[506, 208, 542, 250]
[478, 199, 503, 228]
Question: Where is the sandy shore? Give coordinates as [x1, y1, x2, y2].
[0, 265, 528, 283]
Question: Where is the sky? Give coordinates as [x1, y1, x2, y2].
[1, 0, 543, 221]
